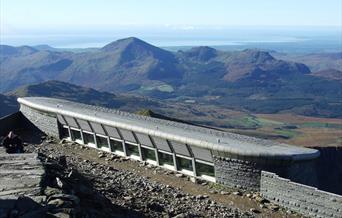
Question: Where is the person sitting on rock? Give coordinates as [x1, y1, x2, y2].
[1, 131, 24, 154]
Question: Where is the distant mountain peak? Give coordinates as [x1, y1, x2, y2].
[101, 37, 155, 52]
[239, 49, 275, 63]
[223, 49, 310, 82]
[190, 46, 216, 53]
[100, 37, 179, 81]
[118, 37, 145, 43]
[114, 37, 149, 47]
[182, 46, 217, 61]
[33, 44, 58, 51]
[0, 45, 37, 56]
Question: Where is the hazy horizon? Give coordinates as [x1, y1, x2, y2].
[1, 0, 341, 52]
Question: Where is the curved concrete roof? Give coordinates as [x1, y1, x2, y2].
[18, 97, 320, 161]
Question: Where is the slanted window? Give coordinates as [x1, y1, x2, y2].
[152, 137, 171, 152]
[96, 135, 109, 148]
[158, 152, 174, 167]
[177, 156, 193, 172]
[110, 139, 124, 152]
[83, 132, 95, 145]
[126, 142, 140, 157]
[60, 127, 70, 139]
[141, 147, 156, 162]
[71, 129, 82, 142]
[196, 161, 215, 177]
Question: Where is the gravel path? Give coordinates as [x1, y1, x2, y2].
[23, 137, 299, 218]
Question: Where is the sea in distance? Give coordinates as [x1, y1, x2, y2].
[1, 26, 341, 53]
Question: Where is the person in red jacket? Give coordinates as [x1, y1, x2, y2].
[1, 131, 24, 154]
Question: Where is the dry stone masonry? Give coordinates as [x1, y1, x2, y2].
[213, 156, 261, 190]
[20, 104, 59, 138]
[261, 171, 342, 218]
[0, 150, 44, 198]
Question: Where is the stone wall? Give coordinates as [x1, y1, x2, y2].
[0, 150, 45, 198]
[261, 171, 342, 218]
[213, 156, 261, 191]
[20, 105, 59, 138]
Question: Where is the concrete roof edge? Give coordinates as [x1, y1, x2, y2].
[17, 97, 320, 161]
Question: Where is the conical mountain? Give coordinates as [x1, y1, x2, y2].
[57, 37, 182, 91]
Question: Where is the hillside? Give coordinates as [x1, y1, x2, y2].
[311, 69, 342, 81]
[273, 52, 342, 72]
[7, 80, 161, 114]
[0, 94, 18, 118]
[2, 80, 341, 148]
[1, 37, 342, 118]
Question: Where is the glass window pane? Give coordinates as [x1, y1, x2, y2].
[177, 157, 193, 171]
[196, 162, 215, 177]
[83, 132, 95, 144]
[158, 152, 174, 166]
[96, 135, 109, 148]
[61, 127, 69, 139]
[71, 129, 82, 141]
[110, 139, 123, 152]
[142, 147, 156, 161]
[126, 143, 139, 156]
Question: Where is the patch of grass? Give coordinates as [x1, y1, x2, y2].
[228, 115, 288, 130]
[256, 117, 284, 126]
[140, 84, 174, 93]
[299, 122, 342, 129]
[274, 129, 299, 139]
[287, 127, 342, 147]
[158, 84, 174, 92]
[227, 115, 261, 129]
[208, 182, 235, 192]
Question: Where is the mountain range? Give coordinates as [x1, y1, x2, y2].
[1, 37, 341, 118]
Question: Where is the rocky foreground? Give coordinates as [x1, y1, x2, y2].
[1, 136, 298, 218]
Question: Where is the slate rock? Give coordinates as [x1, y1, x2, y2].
[175, 174, 184, 178]
[48, 194, 80, 206]
[44, 186, 63, 197]
[48, 199, 65, 208]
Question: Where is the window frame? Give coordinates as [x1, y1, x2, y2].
[125, 141, 141, 160]
[82, 130, 96, 148]
[70, 127, 82, 144]
[176, 154, 194, 176]
[109, 137, 125, 156]
[141, 145, 157, 165]
[158, 150, 175, 170]
[61, 125, 71, 140]
[96, 134, 110, 152]
[195, 159, 216, 182]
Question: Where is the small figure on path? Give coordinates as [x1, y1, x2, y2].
[1, 131, 24, 154]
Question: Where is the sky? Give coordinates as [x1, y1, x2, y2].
[0, 0, 341, 48]
[1, 0, 341, 35]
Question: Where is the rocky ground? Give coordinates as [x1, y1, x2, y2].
[18, 134, 300, 218]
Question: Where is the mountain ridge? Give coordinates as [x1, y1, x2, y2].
[1, 37, 341, 118]
[8, 80, 161, 111]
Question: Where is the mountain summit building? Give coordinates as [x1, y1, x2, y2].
[17, 97, 320, 190]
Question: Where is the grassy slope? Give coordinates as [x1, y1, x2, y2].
[7, 80, 163, 115]
[248, 113, 342, 147]
[4, 80, 342, 148]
